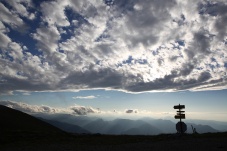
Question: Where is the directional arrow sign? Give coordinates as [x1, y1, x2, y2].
[177, 113, 184, 115]
[174, 105, 185, 109]
[175, 114, 185, 119]
[177, 111, 185, 113]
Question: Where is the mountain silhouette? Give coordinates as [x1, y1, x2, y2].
[186, 123, 219, 133]
[0, 105, 66, 143]
[39, 118, 90, 134]
[25, 111, 225, 135]
[141, 118, 175, 133]
[186, 119, 227, 132]
[84, 118, 111, 133]
[82, 118, 163, 135]
[34, 113, 94, 127]
[122, 123, 162, 135]
[107, 119, 161, 134]
[32, 112, 223, 135]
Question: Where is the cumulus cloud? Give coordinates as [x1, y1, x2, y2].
[0, 100, 60, 114]
[5, 0, 35, 20]
[0, 100, 177, 119]
[0, 3, 27, 31]
[0, 100, 100, 115]
[70, 105, 100, 115]
[125, 109, 138, 114]
[0, 0, 227, 94]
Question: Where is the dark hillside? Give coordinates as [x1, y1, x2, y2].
[0, 105, 66, 143]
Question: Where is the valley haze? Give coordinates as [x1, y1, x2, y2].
[1, 101, 227, 135]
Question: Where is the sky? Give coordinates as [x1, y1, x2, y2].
[0, 0, 227, 121]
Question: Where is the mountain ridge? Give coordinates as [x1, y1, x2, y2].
[1, 104, 224, 136]
[38, 118, 91, 134]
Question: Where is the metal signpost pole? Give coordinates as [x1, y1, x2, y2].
[179, 104, 182, 134]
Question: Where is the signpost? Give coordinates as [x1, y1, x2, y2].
[173, 104, 187, 134]
[176, 122, 187, 133]
[174, 105, 185, 109]
[174, 114, 185, 119]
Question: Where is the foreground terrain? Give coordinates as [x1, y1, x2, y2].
[1, 105, 226, 151]
[1, 133, 227, 151]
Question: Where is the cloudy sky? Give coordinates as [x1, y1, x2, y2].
[0, 0, 227, 121]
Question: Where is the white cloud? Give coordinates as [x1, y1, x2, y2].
[40, 0, 70, 27]
[0, 100, 185, 119]
[125, 109, 138, 114]
[5, 0, 35, 20]
[32, 25, 60, 54]
[0, 3, 28, 32]
[0, 100, 62, 114]
[22, 92, 31, 95]
[0, 0, 227, 94]
[0, 100, 102, 116]
[73, 95, 97, 99]
[70, 104, 100, 115]
[0, 21, 11, 49]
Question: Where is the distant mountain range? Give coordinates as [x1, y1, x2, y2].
[1, 105, 226, 137]
[186, 123, 218, 133]
[34, 113, 223, 135]
[1, 105, 227, 151]
[39, 118, 90, 134]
